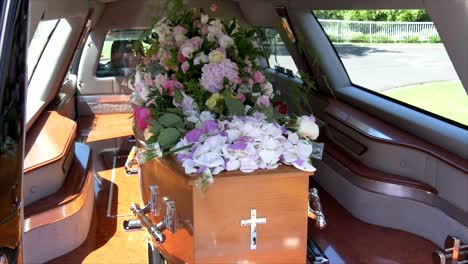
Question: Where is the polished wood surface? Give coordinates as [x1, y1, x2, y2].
[78, 113, 133, 143]
[326, 100, 468, 174]
[24, 143, 94, 229]
[140, 157, 311, 264]
[24, 111, 77, 173]
[309, 181, 440, 264]
[325, 140, 438, 194]
[49, 140, 149, 264]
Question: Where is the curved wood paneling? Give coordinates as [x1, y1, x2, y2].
[24, 111, 77, 173]
[326, 100, 468, 174]
[325, 140, 438, 194]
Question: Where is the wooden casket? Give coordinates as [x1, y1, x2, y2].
[139, 157, 312, 263]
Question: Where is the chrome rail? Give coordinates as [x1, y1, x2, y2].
[130, 185, 177, 244]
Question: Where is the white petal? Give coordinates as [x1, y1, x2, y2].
[226, 159, 240, 171]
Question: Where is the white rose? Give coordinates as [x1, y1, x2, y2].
[194, 53, 209, 65]
[261, 82, 273, 96]
[201, 14, 209, 24]
[174, 34, 188, 47]
[219, 34, 234, 49]
[296, 115, 319, 140]
[181, 45, 195, 59]
[208, 50, 226, 63]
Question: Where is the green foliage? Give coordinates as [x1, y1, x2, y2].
[222, 89, 245, 116]
[158, 128, 182, 147]
[429, 34, 441, 43]
[313, 10, 432, 22]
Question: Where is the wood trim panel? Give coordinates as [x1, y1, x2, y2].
[326, 99, 468, 174]
[78, 113, 133, 142]
[325, 140, 438, 194]
[24, 143, 92, 232]
[24, 111, 77, 173]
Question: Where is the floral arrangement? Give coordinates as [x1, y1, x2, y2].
[130, 3, 322, 178]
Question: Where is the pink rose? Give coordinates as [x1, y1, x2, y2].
[210, 3, 218, 12]
[200, 25, 209, 35]
[254, 71, 266, 84]
[193, 19, 202, 29]
[189, 36, 203, 48]
[174, 25, 188, 35]
[256, 95, 270, 107]
[181, 61, 190, 73]
[234, 76, 242, 84]
[237, 93, 246, 103]
[135, 107, 152, 130]
[162, 80, 184, 96]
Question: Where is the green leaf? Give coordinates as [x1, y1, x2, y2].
[157, 128, 181, 147]
[165, 108, 183, 115]
[222, 89, 245, 116]
[158, 113, 183, 128]
[174, 88, 184, 104]
[150, 123, 164, 135]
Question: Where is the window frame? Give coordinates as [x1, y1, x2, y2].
[310, 11, 467, 130]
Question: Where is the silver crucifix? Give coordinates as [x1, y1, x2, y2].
[240, 209, 267, 250]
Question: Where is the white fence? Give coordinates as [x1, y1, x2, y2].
[318, 19, 439, 43]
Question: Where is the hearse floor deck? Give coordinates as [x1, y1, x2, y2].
[308, 182, 439, 263]
[48, 139, 149, 263]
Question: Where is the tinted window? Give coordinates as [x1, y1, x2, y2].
[314, 10, 467, 126]
[258, 28, 300, 77]
[28, 19, 59, 80]
[96, 29, 143, 77]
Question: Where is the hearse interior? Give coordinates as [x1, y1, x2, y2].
[0, 0, 467, 263]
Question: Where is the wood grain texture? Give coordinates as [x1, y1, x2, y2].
[140, 157, 311, 264]
[326, 99, 468, 174]
[24, 111, 77, 173]
[78, 113, 133, 143]
[48, 141, 148, 264]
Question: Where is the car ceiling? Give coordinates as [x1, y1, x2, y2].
[28, 0, 468, 92]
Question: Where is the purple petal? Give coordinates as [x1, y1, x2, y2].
[201, 120, 218, 134]
[197, 166, 207, 175]
[230, 141, 247, 150]
[185, 128, 202, 143]
[235, 136, 251, 142]
[176, 153, 193, 163]
[294, 159, 304, 166]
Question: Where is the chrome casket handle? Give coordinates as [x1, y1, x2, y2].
[309, 188, 327, 229]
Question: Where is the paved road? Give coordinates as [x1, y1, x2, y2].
[335, 43, 459, 92]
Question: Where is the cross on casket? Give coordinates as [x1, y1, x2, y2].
[241, 209, 267, 250]
[139, 156, 312, 263]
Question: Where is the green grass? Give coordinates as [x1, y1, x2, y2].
[100, 40, 113, 61]
[383, 81, 468, 126]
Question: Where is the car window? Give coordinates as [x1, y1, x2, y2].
[257, 28, 300, 77]
[28, 19, 59, 80]
[96, 29, 144, 78]
[314, 10, 467, 127]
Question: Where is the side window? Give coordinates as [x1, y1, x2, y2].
[257, 28, 300, 77]
[28, 19, 59, 80]
[314, 10, 467, 127]
[96, 29, 143, 78]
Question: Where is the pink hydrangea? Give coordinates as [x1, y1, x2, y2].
[200, 59, 239, 93]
